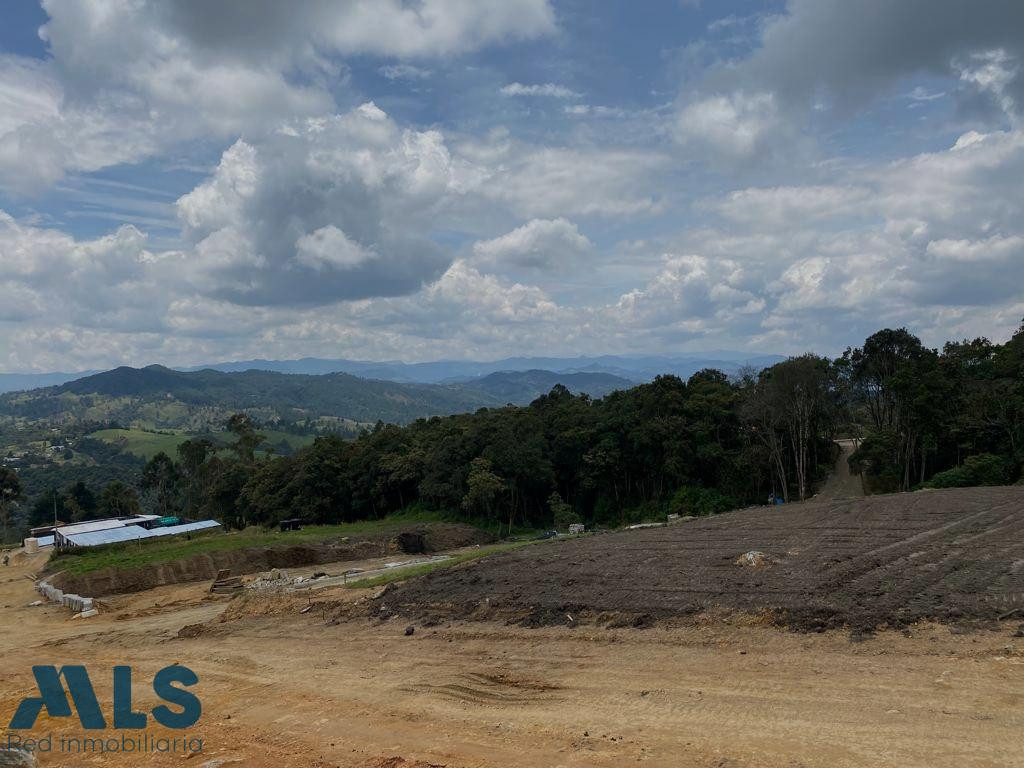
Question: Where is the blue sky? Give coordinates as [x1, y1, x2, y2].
[0, 1, 1022, 371]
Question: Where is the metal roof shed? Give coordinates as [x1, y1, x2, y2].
[61, 519, 222, 548]
[53, 515, 161, 547]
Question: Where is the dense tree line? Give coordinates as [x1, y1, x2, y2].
[844, 326, 1024, 492]
[130, 366, 840, 532]
[5, 324, 1021, 542]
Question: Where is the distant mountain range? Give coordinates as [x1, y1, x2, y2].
[0, 365, 636, 429]
[181, 352, 784, 384]
[0, 351, 783, 393]
[464, 369, 631, 402]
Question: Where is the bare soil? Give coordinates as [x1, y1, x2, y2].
[3, 488, 1024, 767]
[2, 525, 1024, 767]
[378, 486, 1024, 634]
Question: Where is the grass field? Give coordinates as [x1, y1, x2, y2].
[46, 509, 457, 576]
[89, 427, 316, 460]
[89, 428, 187, 460]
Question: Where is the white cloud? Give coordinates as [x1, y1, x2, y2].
[925, 234, 1024, 263]
[295, 226, 377, 271]
[478, 146, 668, 218]
[472, 218, 591, 271]
[564, 104, 629, 118]
[0, 210, 179, 340]
[614, 254, 764, 330]
[5, 2, 1024, 370]
[6, 125, 1024, 369]
[0, 0, 557, 192]
[675, 91, 788, 161]
[0, 56, 160, 193]
[708, 185, 874, 228]
[175, 103, 461, 306]
[500, 82, 579, 98]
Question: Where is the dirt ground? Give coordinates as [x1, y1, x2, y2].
[383, 486, 1024, 634]
[2, 532, 1023, 768]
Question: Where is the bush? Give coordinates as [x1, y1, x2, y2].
[926, 453, 1011, 489]
[669, 485, 734, 517]
[548, 492, 581, 531]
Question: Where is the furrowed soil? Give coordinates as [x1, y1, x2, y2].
[1, 487, 1023, 767]
[380, 486, 1024, 634]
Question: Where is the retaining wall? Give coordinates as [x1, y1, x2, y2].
[36, 573, 97, 617]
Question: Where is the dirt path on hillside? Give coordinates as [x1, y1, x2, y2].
[2, 548, 1023, 768]
[815, 438, 864, 499]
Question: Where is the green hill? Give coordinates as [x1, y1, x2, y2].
[0, 365, 500, 428]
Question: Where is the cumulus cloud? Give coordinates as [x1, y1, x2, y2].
[674, 91, 802, 164]
[0, 0, 556, 191]
[667, 128, 1024, 349]
[614, 254, 764, 330]
[472, 218, 591, 271]
[4, 1, 1024, 370]
[876, 128, 1024, 241]
[175, 103, 461, 306]
[0, 210, 181, 340]
[295, 226, 377, 271]
[7, 124, 1024, 368]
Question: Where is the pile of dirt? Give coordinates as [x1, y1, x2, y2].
[50, 522, 491, 597]
[376, 486, 1024, 634]
[391, 523, 492, 554]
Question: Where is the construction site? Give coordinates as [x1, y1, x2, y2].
[1, 482, 1023, 768]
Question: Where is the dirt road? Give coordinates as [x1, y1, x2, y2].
[815, 438, 863, 499]
[2, 545, 1023, 768]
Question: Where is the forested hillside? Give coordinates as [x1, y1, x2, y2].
[228, 324, 1024, 531]
[2, 325, 1021, 543]
[0, 365, 498, 427]
[0, 365, 635, 432]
